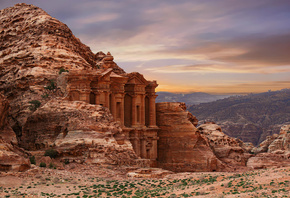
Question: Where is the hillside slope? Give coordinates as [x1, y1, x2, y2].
[188, 89, 290, 145]
[156, 92, 230, 105]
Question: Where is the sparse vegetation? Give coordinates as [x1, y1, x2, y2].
[44, 80, 56, 91]
[28, 100, 41, 111]
[29, 156, 36, 165]
[39, 162, 46, 167]
[41, 93, 49, 99]
[59, 68, 69, 74]
[44, 149, 58, 159]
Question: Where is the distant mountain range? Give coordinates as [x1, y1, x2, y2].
[188, 89, 290, 145]
[156, 92, 231, 105]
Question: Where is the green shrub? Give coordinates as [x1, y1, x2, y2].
[29, 156, 36, 165]
[64, 159, 70, 165]
[44, 149, 58, 159]
[39, 162, 46, 167]
[29, 100, 41, 111]
[45, 80, 56, 90]
[41, 93, 49, 99]
[49, 162, 54, 169]
[59, 68, 69, 74]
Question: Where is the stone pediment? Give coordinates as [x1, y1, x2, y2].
[126, 72, 148, 85]
[98, 68, 113, 81]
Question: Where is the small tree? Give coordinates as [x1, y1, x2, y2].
[45, 80, 56, 91]
[29, 100, 41, 111]
[44, 149, 58, 159]
[39, 162, 46, 167]
[29, 156, 36, 165]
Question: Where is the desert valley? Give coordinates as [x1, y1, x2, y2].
[0, 3, 290, 198]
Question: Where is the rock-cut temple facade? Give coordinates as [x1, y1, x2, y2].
[65, 54, 159, 166]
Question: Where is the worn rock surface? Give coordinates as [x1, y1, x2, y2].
[248, 125, 290, 169]
[20, 99, 138, 166]
[0, 3, 125, 141]
[156, 102, 224, 172]
[247, 153, 290, 169]
[253, 125, 290, 156]
[0, 94, 30, 172]
[197, 123, 248, 167]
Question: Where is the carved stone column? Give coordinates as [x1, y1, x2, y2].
[110, 93, 116, 120]
[80, 90, 90, 103]
[131, 131, 140, 157]
[151, 136, 159, 159]
[140, 136, 147, 158]
[120, 94, 125, 126]
[141, 94, 145, 126]
[148, 94, 157, 127]
[105, 91, 110, 108]
[131, 94, 137, 127]
[94, 91, 100, 105]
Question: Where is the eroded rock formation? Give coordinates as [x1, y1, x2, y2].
[20, 99, 139, 166]
[0, 3, 125, 141]
[247, 125, 290, 169]
[156, 102, 224, 172]
[252, 125, 290, 156]
[197, 123, 248, 167]
[0, 94, 30, 171]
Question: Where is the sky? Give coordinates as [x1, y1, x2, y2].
[1, 0, 290, 94]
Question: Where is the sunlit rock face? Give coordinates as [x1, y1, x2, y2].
[20, 99, 139, 166]
[197, 123, 248, 167]
[0, 3, 124, 141]
[248, 125, 290, 169]
[156, 102, 224, 172]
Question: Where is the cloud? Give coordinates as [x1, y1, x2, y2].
[1, 0, 290, 94]
[146, 63, 290, 74]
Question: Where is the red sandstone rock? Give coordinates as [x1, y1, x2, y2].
[0, 94, 30, 172]
[197, 123, 248, 167]
[21, 99, 138, 166]
[252, 125, 290, 157]
[156, 102, 224, 172]
[247, 153, 290, 169]
[247, 125, 290, 169]
[0, 4, 126, 140]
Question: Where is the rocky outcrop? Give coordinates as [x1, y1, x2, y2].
[189, 89, 290, 146]
[197, 123, 248, 167]
[0, 94, 30, 172]
[20, 99, 138, 166]
[247, 153, 290, 169]
[0, 4, 127, 141]
[95, 51, 125, 75]
[247, 125, 290, 169]
[252, 125, 290, 156]
[156, 102, 224, 172]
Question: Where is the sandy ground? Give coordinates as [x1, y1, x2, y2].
[0, 163, 289, 197]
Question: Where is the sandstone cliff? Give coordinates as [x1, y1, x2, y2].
[197, 123, 249, 167]
[0, 3, 125, 141]
[247, 125, 290, 169]
[0, 94, 30, 171]
[156, 102, 224, 172]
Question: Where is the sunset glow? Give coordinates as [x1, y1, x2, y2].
[1, 0, 290, 94]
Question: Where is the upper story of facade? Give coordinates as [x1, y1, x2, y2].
[65, 68, 158, 129]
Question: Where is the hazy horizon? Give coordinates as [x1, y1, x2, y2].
[1, 0, 290, 94]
